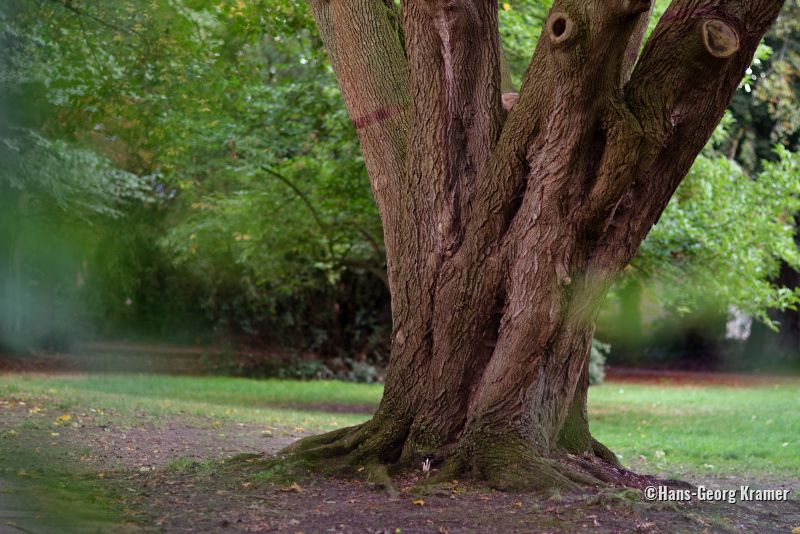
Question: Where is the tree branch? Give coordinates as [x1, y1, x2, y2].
[401, 0, 504, 256]
[620, 1, 655, 86]
[260, 165, 327, 235]
[590, 0, 787, 272]
[464, 0, 656, 250]
[308, 0, 416, 298]
[309, 0, 409, 219]
[47, 0, 139, 37]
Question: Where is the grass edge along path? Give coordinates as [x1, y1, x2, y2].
[0, 373, 798, 479]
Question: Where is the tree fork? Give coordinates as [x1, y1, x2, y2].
[281, 0, 786, 491]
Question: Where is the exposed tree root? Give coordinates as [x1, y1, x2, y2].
[591, 437, 622, 468]
[462, 432, 607, 492]
[277, 418, 409, 475]
[273, 423, 679, 496]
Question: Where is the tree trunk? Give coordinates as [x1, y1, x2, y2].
[284, 0, 786, 490]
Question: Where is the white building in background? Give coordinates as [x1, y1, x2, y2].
[726, 306, 752, 341]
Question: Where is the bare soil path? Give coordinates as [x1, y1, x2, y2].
[0, 397, 798, 533]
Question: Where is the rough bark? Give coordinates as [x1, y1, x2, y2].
[283, 0, 786, 491]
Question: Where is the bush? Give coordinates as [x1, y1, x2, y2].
[276, 357, 382, 383]
[277, 358, 335, 381]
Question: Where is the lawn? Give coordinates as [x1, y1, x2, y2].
[588, 383, 800, 479]
[1, 373, 797, 479]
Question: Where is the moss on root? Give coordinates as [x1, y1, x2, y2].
[459, 433, 604, 492]
[271, 420, 410, 487]
[271, 421, 639, 495]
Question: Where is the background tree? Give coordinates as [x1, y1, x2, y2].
[735, 1, 800, 366]
[1, 0, 390, 357]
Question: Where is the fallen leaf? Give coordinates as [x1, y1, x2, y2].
[280, 482, 304, 493]
[412, 499, 425, 506]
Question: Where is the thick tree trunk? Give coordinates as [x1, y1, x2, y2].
[284, 0, 786, 490]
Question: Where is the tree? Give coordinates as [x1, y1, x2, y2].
[283, 0, 787, 490]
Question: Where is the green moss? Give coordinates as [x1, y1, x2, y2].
[249, 457, 315, 485]
[165, 456, 217, 474]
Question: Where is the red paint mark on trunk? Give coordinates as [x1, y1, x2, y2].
[352, 106, 403, 129]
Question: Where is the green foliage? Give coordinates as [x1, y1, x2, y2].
[729, 1, 800, 165]
[498, 0, 548, 86]
[1, 0, 387, 352]
[276, 357, 380, 383]
[277, 359, 336, 381]
[0, 129, 151, 220]
[631, 143, 800, 326]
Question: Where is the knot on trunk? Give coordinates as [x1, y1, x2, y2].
[547, 12, 574, 46]
[702, 19, 740, 59]
[502, 92, 519, 111]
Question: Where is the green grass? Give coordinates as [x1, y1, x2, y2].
[0, 374, 380, 430]
[1, 374, 798, 479]
[0, 425, 137, 532]
[588, 382, 800, 479]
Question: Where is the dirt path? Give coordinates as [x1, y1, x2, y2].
[0, 400, 798, 533]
